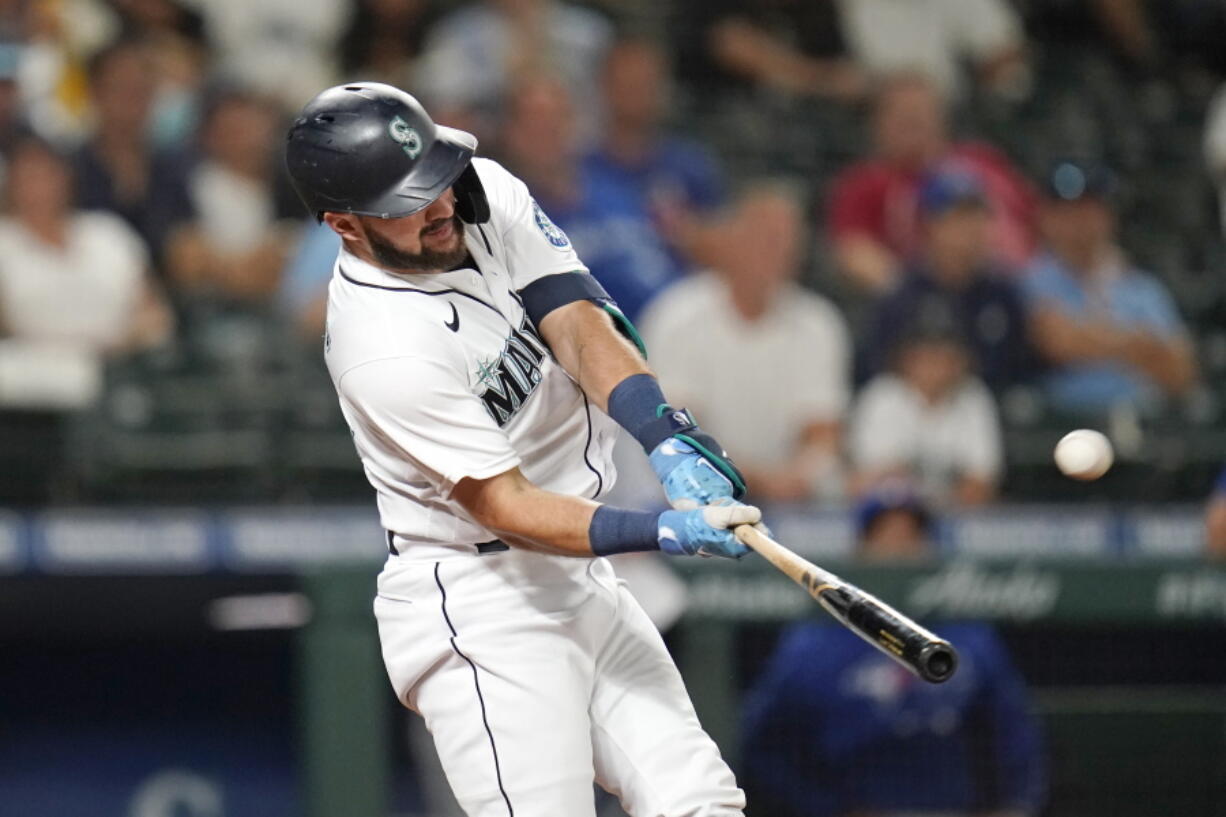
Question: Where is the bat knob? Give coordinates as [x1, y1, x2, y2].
[917, 641, 959, 683]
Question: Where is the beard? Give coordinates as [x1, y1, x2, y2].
[366, 215, 468, 272]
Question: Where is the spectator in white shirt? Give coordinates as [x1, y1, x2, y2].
[0, 136, 172, 409]
[849, 300, 1002, 506]
[640, 184, 852, 503]
[171, 88, 300, 301]
[192, 0, 351, 111]
[835, 0, 1030, 102]
[415, 0, 613, 143]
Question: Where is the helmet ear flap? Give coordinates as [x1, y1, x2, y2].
[452, 163, 490, 224]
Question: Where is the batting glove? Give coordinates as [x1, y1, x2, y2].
[658, 499, 760, 559]
[649, 422, 747, 510]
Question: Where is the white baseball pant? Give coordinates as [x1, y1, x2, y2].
[374, 548, 745, 817]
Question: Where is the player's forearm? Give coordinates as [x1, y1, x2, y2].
[453, 466, 755, 559]
[454, 468, 602, 556]
[539, 299, 749, 503]
[538, 300, 652, 411]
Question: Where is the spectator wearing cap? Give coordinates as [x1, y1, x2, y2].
[1023, 161, 1197, 416]
[741, 484, 1046, 817]
[851, 303, 1004, 506]
[856, 479, 932, 560]
[862, 165, 1034, 392]
[826, 73, 1037, 294]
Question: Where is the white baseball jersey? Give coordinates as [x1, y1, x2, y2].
[324, 158, 620, 556]
[323, 157, 745, 817]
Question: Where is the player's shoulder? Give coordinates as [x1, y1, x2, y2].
[326, 270, 463, 380]
[469, 157, 534, 230]
[471, 157, 523, 207]
[471, 157, 575, 249]
[328, 306, 460, 386]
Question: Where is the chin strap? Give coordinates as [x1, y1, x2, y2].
[452, 163, 490, 224]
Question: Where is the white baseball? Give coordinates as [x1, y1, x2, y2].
[1054, 429, 1114, 481]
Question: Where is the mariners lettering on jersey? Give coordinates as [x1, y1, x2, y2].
[474, 314, 549, 426]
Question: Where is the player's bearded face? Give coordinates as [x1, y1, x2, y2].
[362, 211, 467, 273]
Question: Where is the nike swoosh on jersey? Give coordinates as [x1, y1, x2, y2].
[445, 303, 460, 332]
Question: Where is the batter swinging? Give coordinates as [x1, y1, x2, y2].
[285, 83, 757, 817]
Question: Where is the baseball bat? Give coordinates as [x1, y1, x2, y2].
[734, 524, 958, 683]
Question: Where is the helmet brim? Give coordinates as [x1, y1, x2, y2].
[347, 125, 477, 219]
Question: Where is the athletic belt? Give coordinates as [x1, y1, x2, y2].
[385, 531, 509, 556]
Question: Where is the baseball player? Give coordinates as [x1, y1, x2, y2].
[285, 82, 758, 817]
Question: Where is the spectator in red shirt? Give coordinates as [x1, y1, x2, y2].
[827, 73, 1037, 294]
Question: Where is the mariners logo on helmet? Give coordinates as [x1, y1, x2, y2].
[388, 115, 423, 158]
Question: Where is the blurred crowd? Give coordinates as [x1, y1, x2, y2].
[2, 4, 1224, 816]
[0, 0, 1224, 513]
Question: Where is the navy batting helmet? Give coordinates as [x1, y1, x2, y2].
[285, 82, 489, 223]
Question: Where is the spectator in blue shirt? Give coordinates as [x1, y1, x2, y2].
[279, 219, 342, 338]
[499, 76, 679, 322]
[1023, 161, 1197, 416]
[741, 485, 1046, 817]
[862, 166, 1034, 391]
[582, 38, 727, 272]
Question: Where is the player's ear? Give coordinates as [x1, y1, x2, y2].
[323, 211, 364, 244]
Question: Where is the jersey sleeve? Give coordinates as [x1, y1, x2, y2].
[337, 354, 521, 496]
[474, 158, 591, 290]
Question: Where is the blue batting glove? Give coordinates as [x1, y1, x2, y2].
[650, 436, 745, 510]
[657, 500, 761, 559]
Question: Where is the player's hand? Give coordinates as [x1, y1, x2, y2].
[657, 499, 760, 559]
[649, 433, 747, 510]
